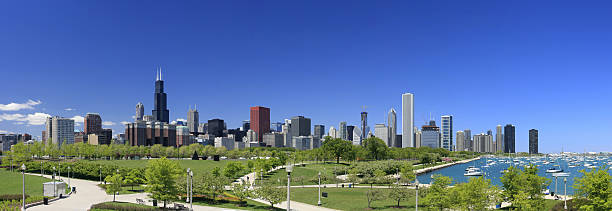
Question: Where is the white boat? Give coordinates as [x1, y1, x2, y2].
[546, 168, 563, 173]
[464, 169, 483, 176]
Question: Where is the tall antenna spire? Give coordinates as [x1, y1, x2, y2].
[156, 66, 159, 81]
[160, 66, 162, 80]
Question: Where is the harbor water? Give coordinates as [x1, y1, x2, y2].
[416, 156, 612, 195]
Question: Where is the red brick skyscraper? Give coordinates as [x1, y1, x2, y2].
[250, 106, 270, 143]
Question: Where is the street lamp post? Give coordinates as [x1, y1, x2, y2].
[415, 178, 419, 211]
[21, 164, 26, 211]
[99, 166, 102, 184]
[58, 162, 61, 181]
[189, 170, 193, 211]
[564, 178, 567, 210]
[67, 166, 71, 190]
[52, 166, 57, 197]
[286, 165, 293, 211]
[186, 168, 190, 203]
[317, 172, 321, 206]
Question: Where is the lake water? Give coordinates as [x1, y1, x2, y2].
[415, 156, 612, 195]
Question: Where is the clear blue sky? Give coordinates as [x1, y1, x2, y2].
[1, 1, 611, 153]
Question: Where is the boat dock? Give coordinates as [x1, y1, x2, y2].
[415, 157, 481, 175]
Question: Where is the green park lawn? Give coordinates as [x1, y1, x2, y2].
[90, 201, 160, 211]
[264, 162, 348, 186]
[193, 198, 283, 211]
[291, 187, 418, 210]
[0, 169, 52, 196]
[86, 159, 248, 175]
[98, 184, 146, 195]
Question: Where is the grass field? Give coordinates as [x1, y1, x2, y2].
[0, 169, 52, 196]
[193, 198, 283, 211]
[291, 187, 418, 210]
[98, 184, 146, 195]
[90, 201, 160, 210]
[264, 162, 348, 185]
[85, 159, 248, 175]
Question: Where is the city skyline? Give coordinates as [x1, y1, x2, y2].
[1, 1, 612, 152]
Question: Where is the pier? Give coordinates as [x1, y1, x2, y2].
[415, 157, 481, 175]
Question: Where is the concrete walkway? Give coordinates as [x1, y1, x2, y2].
[25, 173, 240, 211]
[236, 164, 340, 211]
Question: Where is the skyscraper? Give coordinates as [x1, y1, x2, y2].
[464, 129, 472, 151]
[440, 115, 453, 151]
[456, 131, 465, 151]
[84, 113, 102, 135]
[346, 125, 355, 141]
[388, 108, 397, 148]
[421, 120, 439, 148]
[339, 122, 347, 140]
[374, 124, 389, 146]
[314, 125, 325, 139]
[135, 102, 144, 121]
[496, 125, 503, 153]
[208, 119, 225, 138]
[328, 126, 337, 138]
[47, 116, 75, 146]
[361, 112, 368, 140]
[529, 129, 538, 154]
[152, 68, 169, 123]
[187, 106, 199, 133]
[402, 93, 414, 148]
[290, 116, 311, 137]
[504, 124, 516, 153]
[250, 106, 270, 143]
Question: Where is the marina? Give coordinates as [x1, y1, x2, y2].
[416, 155, 612, 195]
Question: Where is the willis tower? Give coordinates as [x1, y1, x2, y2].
[153, 68, 169, 123]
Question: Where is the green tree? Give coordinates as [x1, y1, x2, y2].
[223, 161, 245, 179]
[105, 173, 123, 202]
[231, 180, 252, 206]
[453, 176, 501, 211]
[199, 172, 229, 202]
[123, 169, 145, 190]
[388, 184, 411, 208]
[423, 174, 453, 211]
[365, 189, 384, 208]
[322, 137, 352, 163]
[400, 163, 416, 184]
[500, 164, 549, 210]
[362, 137, 389, 160]
[144, 157, 182, 208]
[255, 182, 286, 207]
[573, 166, 612, 210]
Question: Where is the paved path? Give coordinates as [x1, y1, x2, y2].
[25, 173, 240, 211]
[237, 163, 340, 211]
[27, 174, 111, 211]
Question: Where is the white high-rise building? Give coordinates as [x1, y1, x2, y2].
[328, 126, 337, 139]
[440, 115, 453, 151]
[48, 116, 75, 146]
[388, 108, 397, 147]
[456, 131, 465, 151]
[374, 124, 389, 146]
[352, 127, 362, 146]
[135, 102, 144, 121]
[246, 129, 257, 142]
[402, 93, 414, 148]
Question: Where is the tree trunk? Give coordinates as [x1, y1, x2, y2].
[337, 157, 340, 164]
